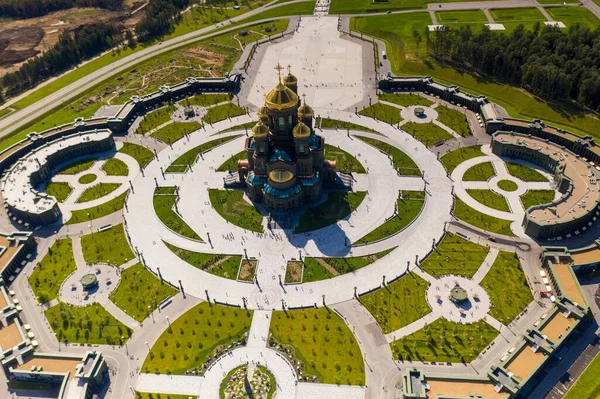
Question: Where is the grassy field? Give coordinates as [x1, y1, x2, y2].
[330, 0, 487, 14]
[61, 160, 95, 175]
[356, 136, 421, 176]
[497, 180, 518, 192]
[46, 302, 131, 345]
[563, 351, 600, 399]
[151, 122, 202, 144]
[454, 198, 515, 236]
[402, 122, 454, 145]
[546, 6, 600, 30]
[76, 183, 121, 203]
[521, 190, 555, 210]
[419, 233, 489, 279]
[154, 189, 202, 241]
[435, 105, 471, 137]
[355, 194, 425, 244]
[136, 105, 176, 135]
[109, 263, 178, 322]
[359, 103, 403, 125]
[316, 117, 379, 134]
[45, 182, 73, 202]
[167, 135, 241, 173]
[29, 239, 77, 303]
[294, 191, 367, 233]
[463, 162, 495, 181]
[269, 308, 365, 385]
[390, 317, 498, 363]
[360, 272, 431, 333]
[78, 174, 97, 184]
[490, 7, 546, 32]
[480, 252, 532, 325]
[209, 189, 264, 233]
[236, 1, 315, 24]
[303, 248, 394, 282]
[66, 191, 128, 225]
[467, 189, 510, 212]
[180, 93, 230, 107]
[379, 93, 434, 107]
[81, 224, 136, 267]
[216, 150, 246, 172]
[324, 144, 366, 173]
[436, 9, 487, 24]
[143, 302, 253, 375]
[164, 242, 242, 280]
[119, 143, 154, 169]
[102, 158, 129, 176]
[506, 162, 547, 182]
[203, 103, 247, 125]
[440, 146, 484, 174]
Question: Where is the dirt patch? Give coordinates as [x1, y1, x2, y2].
[0, 27, 44, 65]
[182, 47, 226, 66]
[285, 261, 303, 283]
[238, 259, 257, 282]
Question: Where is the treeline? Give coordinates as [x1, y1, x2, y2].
[1, 24, 122, 96]
[0, 0, 123, 18]
[134, 0, 189, 43]
[428, 24, 600, 111]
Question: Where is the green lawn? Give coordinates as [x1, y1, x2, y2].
[269, 308, 365, 385]
[203, 103, 247, 125]
[76, 183, 121, 203]
[356, 136, 421, 176]
[294, 191, 367, 233]
[324, 144, 366, 173]
[402, 122, 454, 145]
[78, 174, 97, 184]
[164, 242, 242, 280]
[209, 189, 264, 233]
[379, 93, 434, 107]
[481, 252, 533, 325]
[29, 239, 77, 303]
[435, 105, 471, 137]
[563, 351, 600, 399]
[463, 162, 495, 181]
[119, 143, 155, 169]
[45, 182, 73, 202]
[436, 9, 487, 24]
[143, 302, 253, 375]
[545, 6, 600, 30]
[60, 159, 95, 175]
[154, 189, 202, 241]
[237, 1, 315, 24]
[136, 105, 176, 135]
[66, 191, 128, 225]
[303, 248, 394, 282]
[467, 189, 510, 212]
[216, 150, 246, 172]
[506, 162, 547, 182]
[102, 158, 129, 176]
[355, 194, 425, 244]
[151, 122, 202, 144]
[419, 232, 489, 279]
[497, 180, 518, 192]
[330, 0, 488, 14]
[360, 272, 431, 334]
[440, 146, 485, 174]
[454, 198, 515, 236]
[490, 7, 546, 32]
[46, 302, 132, 345]
[359, 103, 403, 125]
[390, 317, 498, 363]
[316, 117, 379, 134]
[81, 224, 136, 267]
[521, 190, 555, 210]
[180, 93, 230, 107]
[167, 135, 241, 173]
[109, 263, 178, 322]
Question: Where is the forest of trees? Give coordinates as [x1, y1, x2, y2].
[0, 0, 123, 18]
[134, 0, 188, 43]
[1, 24, 122, 96]
[428, 23, 600, 112]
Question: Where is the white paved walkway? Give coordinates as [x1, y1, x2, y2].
[296, 383, 366, 399]
[136, 374, 204, 396]
[247, 310, 272, 348]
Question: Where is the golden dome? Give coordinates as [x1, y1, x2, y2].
[252, 120, 269, 138]
[283, 72, 297, 85]
[298, 102, 313, 117]
[269, 169, 295, 183]
[265, 82, 299, 111]
[293, 121, 311, 139]
[258, 105, 269, 119]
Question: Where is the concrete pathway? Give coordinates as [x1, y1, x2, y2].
[136, 374, 204, 396]
[385, 312, 440, 343]
[471, 248, 499, 283]
[247, 310, 272, 348]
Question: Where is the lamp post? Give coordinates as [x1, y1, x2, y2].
[145, 341, 150, 351]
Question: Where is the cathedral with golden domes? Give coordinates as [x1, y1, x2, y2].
[237, 64, 336, 211]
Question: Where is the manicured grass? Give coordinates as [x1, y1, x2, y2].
[467, 189, 510, 212]
[237, 1, 315, 24]
[219, 121, 256, 134]
[29, 239, 77, 303]
[301, 258, 335, 282]
[76, 183, 121, 203]
[135, 105, 176, 135]
[436, 9, 487, 24]
[359, 103, 403, 125]
[109, 263, 178, 322]
[355, 195, 424, 244]
[45, 182, 73, 202]
[435, 105, 471, 137]
[316, 117, 379, 134]
[119, 143, 154, 169]
[60, 159, 95, 175]
[81, 224, 136, 267]
[269, 308, 365, 385]
[78, 174, 97, 184]
[454, 198, 515, 236]
[209, 189, 264, 233]
[66, 191, 128, 225]
[356, 136, 421, 176]
[151, 121, 202, 144]
[563, 351, 600, 399]
[360, 272, 431, 334]
[203, 103, 246, 125]
[419, 232, 489, 279]
[324, 144, 366, 173]
[521, 190, 555, 210]
[379, 93, 434, 107]
[497, 180, 518, 192]
[46, 302, 132, 345]
[402, 122, 454, 145]
[490, 7, 545, 23]
[135, 393, 191, 399]
[102, 158, 129, 176]
[330, 0, 485, 14]
[506, 162, 547, 182]
[167, 135, 242, 173]
[440, 146, 485, 175]
[294, 191, 367, 233]
[481, 251, 532, 325]
[164, 242, 242, 280]
[154, 188, 202, 241]
[216, 150, 246, 172]
[545, 6, 600, 30]
[180, 93, 230, 107]
[463, 162, 495, 181]
[390, 317, 498, 363]
[303, 248, 395, 283]
[143, 302, 253, 375]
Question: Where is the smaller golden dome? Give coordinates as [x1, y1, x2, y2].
[269, 169, 295, 183]
[293, 122, 311, 139]
[258, 105, 269, 119]
[252, 120, 269, 138]
[283, 73, 297, 85]
[298, 102, 313, 117]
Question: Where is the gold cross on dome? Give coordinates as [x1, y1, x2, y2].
[302, 93, 306, 104]
[287, 64, 292, 74]
[275, 63, 284, 81]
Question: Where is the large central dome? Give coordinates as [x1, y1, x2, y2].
[265, 82, 299, 111]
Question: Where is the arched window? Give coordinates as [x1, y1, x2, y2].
[278, 117, 285, 131]
[288, 115, 293, 126]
